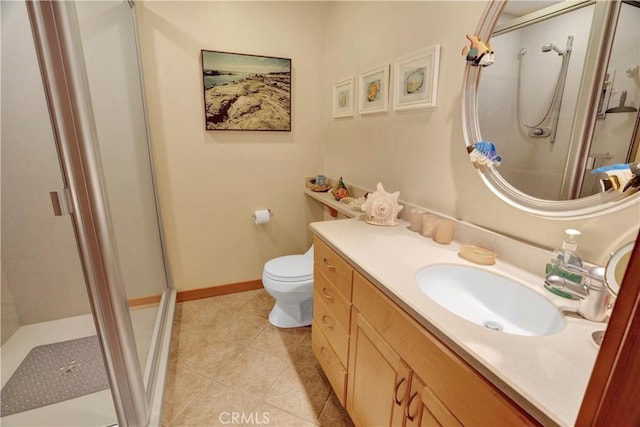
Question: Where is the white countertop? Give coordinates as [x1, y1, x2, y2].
[310, 217, 602, 427]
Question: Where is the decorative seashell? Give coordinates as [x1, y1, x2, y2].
[405, 68, 425, 94]
[362, 183, 404, 226]
[338, 91, 347, 107]
[331, 176, 349, 201]
[367, 81, 380, 102]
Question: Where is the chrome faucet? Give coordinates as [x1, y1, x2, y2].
[544, 264, 611, 322]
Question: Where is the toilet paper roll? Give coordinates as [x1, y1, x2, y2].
[253, 209, 271, 225]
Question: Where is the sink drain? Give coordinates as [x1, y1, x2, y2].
[484, 320, 503, 332]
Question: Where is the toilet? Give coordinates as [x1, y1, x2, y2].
[262, 246, 314, 328]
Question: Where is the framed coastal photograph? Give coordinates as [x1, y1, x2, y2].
[358, 64, 389, 115]
[201, 50, 292, 131]
[332, 78, 355, 118]
[393, 45, 440, 110]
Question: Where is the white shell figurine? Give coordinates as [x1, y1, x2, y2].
[362, 183, 404, 226]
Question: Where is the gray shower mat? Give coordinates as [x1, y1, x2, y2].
[1, 335, 109, 417]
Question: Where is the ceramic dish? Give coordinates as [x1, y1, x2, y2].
[458, 245, 497, 265]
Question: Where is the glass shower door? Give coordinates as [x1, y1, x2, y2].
[2, 1, 175, 426]
[74, 0, 172, 395]
[1, 1, 118, 425]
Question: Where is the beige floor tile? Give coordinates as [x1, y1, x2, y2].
[216, 347, 289, 399]
[177, 302, 235, 331]
[164, 292, 353, 427]
[209, 311, 270, 344]
[263, 357, 331, 423]
[251, 402, 316, 427]
[294, 331, 320, 368]
[240, 289, 275, 319]
[167, 380, 259, 427]
[162, 366, 213, 425]
[249, 324, 309, 358]
[210, 289, 263, 310]
[179, 337, 246, 379]
[317, 391, 354, 427]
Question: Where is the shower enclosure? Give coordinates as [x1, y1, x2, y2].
[1, 1, 174, 426]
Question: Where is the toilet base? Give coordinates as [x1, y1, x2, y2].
[268, 299, 312, 328]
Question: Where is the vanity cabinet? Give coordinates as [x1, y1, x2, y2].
[312, 236, 538, 426]
[404, 373, 461, 427]
[311, 237, 353, 405]
[348, 272, 462, 427]
[347, 307, 411, 426]
[350, 270, 538, 426]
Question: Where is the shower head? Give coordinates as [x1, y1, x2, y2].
[542, 43, 564, 56]
[518, 47, 527, 57]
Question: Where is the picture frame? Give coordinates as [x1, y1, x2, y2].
[332, 78, 355, 118]
[358, 64, 390, 115]
[201, 50, 292, 131]
[393, 45, 440, 110]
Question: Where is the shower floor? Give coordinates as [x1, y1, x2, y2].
[1, 335, 110, 417]
[1, 306, 158, 426]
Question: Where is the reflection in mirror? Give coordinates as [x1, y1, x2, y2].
[462, 0, 640, 219]
[477, 0, 640, 201]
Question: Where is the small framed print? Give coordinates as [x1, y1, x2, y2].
[393, 45, 440, 110]
[332, 78, 355, 118]
[358, 64, 389, 115]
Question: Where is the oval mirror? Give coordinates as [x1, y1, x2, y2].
[463, 0, 640, 218]
[605, 240, 634, 295]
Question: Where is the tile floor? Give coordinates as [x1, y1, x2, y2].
[162, 289, 354, 427]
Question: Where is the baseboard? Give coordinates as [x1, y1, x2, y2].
[128, 294, 162, 308]
[176, 279, 263, 302]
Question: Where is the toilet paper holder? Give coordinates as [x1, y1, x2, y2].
[253, 209, 273, 224]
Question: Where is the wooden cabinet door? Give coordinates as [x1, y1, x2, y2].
[347, 309, 411, 427]
[405, 374, 461, 427]
[352, 272, 537, 426]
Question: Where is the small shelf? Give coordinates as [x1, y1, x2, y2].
[304, 188, 361, 218]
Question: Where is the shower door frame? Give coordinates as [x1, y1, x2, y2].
[26, 1, 174, 425]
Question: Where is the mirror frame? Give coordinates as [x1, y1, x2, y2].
[462, 0, 640, 219]
[604, 240, 634, 295]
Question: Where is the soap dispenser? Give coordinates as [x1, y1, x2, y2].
[545, 229, 584, 293]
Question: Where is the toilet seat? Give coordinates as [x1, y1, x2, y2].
[263, 254, 313, 282]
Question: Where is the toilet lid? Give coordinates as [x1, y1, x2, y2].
[264, 254, 313, 282]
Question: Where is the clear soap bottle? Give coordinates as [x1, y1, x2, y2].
[545, 229, 584, 295]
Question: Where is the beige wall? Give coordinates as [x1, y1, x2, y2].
[136, 1, 327, 290]
[138, 1, 638, 292]
[325, 1, 639, 266]
[1, 1, 91, 326]
[1, 269, 20, 345]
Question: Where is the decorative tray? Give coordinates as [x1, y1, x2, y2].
[306, 178, 332, 192]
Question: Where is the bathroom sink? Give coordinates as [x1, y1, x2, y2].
[416, 264, 565, 336]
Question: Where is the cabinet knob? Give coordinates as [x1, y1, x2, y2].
[394, 377, 407, 405]
[321, 287, 335, 300]
[322, 258, 336, 270]
[322, 315, 334, 330]
[406, 391, 419, 421]
[319, 346, 332, 362]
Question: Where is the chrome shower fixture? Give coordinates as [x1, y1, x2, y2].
[517, 35, 574, 144]
[541, 43, 565, 55]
